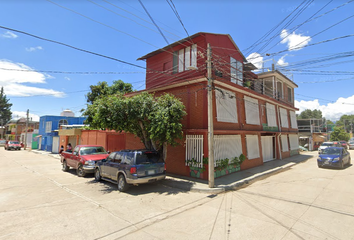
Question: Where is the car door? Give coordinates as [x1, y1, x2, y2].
[343, 148, 350, 165]
[71, 147, 81, 169]
[105, 152, 123, 180]
[101, 153, 116, 178]
[67, 146, 79, 168]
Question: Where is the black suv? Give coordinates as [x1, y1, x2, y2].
[94, 150, 166, 192]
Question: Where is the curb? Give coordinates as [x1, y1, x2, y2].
[162, 162, 298, 194]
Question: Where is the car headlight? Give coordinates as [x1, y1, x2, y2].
[333, 157, 340, 161]
[85, 160, 95, 166]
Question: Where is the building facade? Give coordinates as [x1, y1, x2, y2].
[133, 32, 300, 180]
[38, 115, 86, 153]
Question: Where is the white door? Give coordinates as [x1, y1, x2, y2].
[52, 137, 60, 153]
[261, 136, 274, 162]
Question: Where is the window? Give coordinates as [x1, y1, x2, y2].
[279, 108, 289, 128]
[58, 119, 68, 128]
[288, 87, 293, 102]
[216, 89, 237, 123]
[266, 103, 277, 127]
[289, 111, 298, 129]
[173, 44, 197, 73]
[244, 96, 260, 125]
[230, 57, 243, 85]
[214, 135, 242, 164]
[45, 121, 52, 133]
[281, 135, 289, 152]
[246, 135, 260, 159]
[277, 81, 283, 99]
[289, 134, 299, 150]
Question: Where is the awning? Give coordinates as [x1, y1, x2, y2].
[299, 136, 309, 139]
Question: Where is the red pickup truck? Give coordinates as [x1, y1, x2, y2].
[60, 145, 109, 177]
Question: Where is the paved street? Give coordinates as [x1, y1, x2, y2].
[1, 148, 354, 240]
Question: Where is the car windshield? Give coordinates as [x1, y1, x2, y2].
[80, 147, 107, 155]
[321, 148, 341, 155]
[321, 143, 333, 147]
[136, 152, 163, 164]
[9, 141, 19, 144]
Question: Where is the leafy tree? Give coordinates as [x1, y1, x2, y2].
[83, 92, 186, 161]
[0, 87, 12, 126]
[86, 80, 133, 104]
[330, 126, 349, 141]
[335, 114, 354, 133]
[297, 109, 322, 119]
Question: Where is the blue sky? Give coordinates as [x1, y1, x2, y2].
[0, 0, 353, 122]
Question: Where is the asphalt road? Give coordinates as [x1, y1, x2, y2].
[1, 148, 354, 239]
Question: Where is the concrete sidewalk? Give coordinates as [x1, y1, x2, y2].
[162, 151, 318, 194]
[30, 149, 317, 194]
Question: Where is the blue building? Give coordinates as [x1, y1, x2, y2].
[38, 114, 86, 152]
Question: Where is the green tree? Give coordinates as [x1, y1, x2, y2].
[86, 80, 133, 104]
[335, 114, 354, 133]
[82, 92, 186, 161]
[330, 126, 350, 141]
[297, 109, 322, 119]
[0, 87, 12, 126]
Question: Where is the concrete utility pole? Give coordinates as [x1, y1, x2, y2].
[207, 43, 215, 188]
[24, 109, 29, 150]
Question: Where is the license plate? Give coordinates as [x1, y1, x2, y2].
[148, 170, 155, 175]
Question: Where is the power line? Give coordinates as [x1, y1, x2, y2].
[138, 0, 170, 45]
[166, 0, 190, 39]
[0, 25, 146, 70]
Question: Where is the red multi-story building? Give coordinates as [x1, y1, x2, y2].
[132, 32, 299, 180]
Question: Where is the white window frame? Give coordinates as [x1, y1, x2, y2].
[178, 49, 184, 72]
[177, 44, 197, 73]
[246, 135, 260, 159]
[45, 121, 52, 133]
[277, 81, 283, 99]
[279, 107, 289, 128]
[288, 87, 293, 102]
[216, 89, 238, 123]
[266, 103, 277, 127]
[281, 134, 289, 152]
[289, 111, 298, 129]
[245, 96, 260, 125]
[230, 57, 243, 86]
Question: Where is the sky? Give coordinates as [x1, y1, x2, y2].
[0, 0, 353, 122]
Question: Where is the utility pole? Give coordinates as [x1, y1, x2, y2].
[207, 43, 215, 188]
[24, 109, 29, 150]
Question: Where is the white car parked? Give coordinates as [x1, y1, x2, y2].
[318, 142, 341, 154]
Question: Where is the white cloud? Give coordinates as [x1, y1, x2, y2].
[280, 29, 311, 51]
[246, 52, 263, 70]
[65, 77, 71, 81]
[25, 46, 43, 52]
[1, 31, 18, 39]
[0, 60, 65, 98]
[12, 111, 40, 121]
[276, 55, 289, 67]
[295, 95, 354, 121]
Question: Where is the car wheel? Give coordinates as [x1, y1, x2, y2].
[117, 174, 129, 192]
[77, 165, 86, 177]
[62, 161, 69, 172]
[94, 168, 101, 181]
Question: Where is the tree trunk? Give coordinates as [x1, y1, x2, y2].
[162, 142, 167, 162]
[138, 121, 151, 149]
